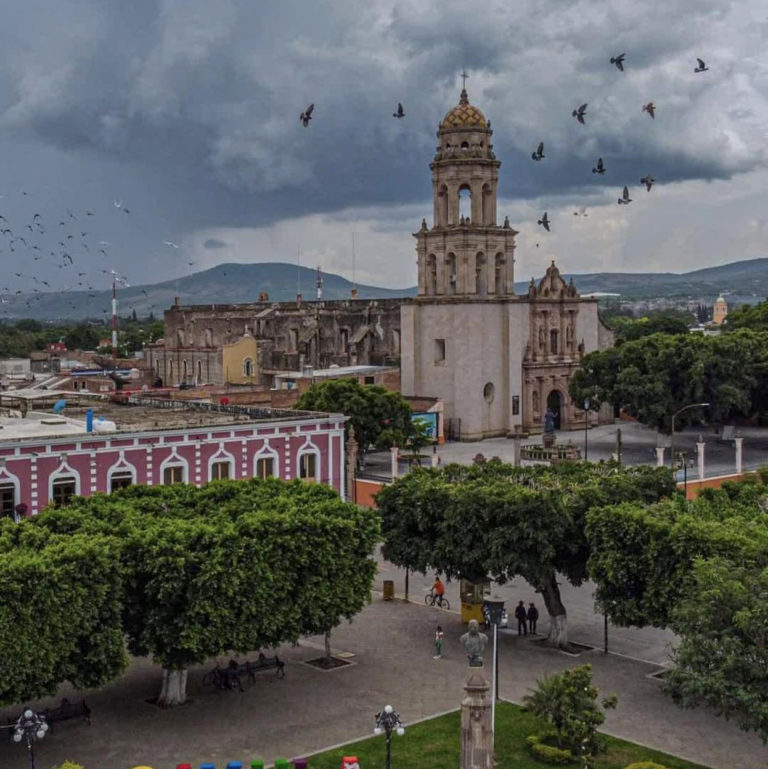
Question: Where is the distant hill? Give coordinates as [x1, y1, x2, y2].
[3, 258, 766, 321]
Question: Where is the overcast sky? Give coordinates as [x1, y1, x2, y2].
[0, 0, 766, 297]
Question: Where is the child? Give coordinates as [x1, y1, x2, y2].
[433, 625, 444, 659]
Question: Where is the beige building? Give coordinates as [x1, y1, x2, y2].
[400, 88, 613, 440]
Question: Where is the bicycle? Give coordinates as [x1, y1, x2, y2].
[425, 591, 450, 610]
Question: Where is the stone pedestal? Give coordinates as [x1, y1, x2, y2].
[460, 669, 493, 769]
[655, 447, 665, 467]
[542, 432, 555, 449]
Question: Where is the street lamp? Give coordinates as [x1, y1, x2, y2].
[484, 597, 506, 734]
[12, 708, 48, 769]
[374, 704, 405, 769]
[670, 403, 710, 470]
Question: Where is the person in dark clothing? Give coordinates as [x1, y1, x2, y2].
[527, 602, 539, 634]
[514, 600, 528, 635]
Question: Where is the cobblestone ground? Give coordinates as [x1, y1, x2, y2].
[1, 585, 765, 769]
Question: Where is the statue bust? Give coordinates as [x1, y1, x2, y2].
[460, 619, 488, 666]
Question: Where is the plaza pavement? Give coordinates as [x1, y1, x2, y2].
[362, 420, 768, 481]
[2, 576, 765, 769]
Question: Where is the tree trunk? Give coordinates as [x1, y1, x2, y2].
[324, 630, 332, 661]
[541, 572, 569, 649]
[157, 667, 188, 707]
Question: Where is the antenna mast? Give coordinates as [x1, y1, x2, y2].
[316, 265, 322, 300]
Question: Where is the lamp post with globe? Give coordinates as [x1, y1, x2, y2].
[12, 708, 49, 769]
[374, 704, 405, 769]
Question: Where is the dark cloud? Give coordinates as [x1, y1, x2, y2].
[0, 0, 764, 293]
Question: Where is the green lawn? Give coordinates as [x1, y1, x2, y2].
[307, 702, 710, 769]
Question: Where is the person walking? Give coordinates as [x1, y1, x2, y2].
[514, 600, 528, 635]
[433, 625, 444, 659]
[527, 602, 539, 635]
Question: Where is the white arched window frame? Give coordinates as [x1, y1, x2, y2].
[48, 460, 82, 507]
[296, 438, 321, 482]
[253, 443, 280, 480]
[107, 454, 138, 492]
[208, 444, 236, 482]
[159, 449, 189, 485]
[0, 466, 21, 518]
[243, 357, 254, 378]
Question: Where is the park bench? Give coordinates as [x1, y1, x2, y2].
[204, 654, 285, 691]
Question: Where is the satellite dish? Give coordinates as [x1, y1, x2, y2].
[53, 400, 67, 413]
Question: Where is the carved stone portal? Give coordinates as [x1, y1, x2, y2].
[460, 670, 493, 769]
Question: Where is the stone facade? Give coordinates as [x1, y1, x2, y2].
[145, 298, 403, 387]
[400, 88, 613, 440]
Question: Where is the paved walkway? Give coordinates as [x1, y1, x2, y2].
[2, 588, 764, 769]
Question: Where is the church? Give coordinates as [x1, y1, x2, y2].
[400, 87, 614, 440]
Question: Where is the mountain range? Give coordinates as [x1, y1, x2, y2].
[2, 258, 766, 321]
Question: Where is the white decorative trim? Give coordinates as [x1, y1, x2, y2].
[253, 442, 279, 480]
[107, 452, 138, 491]
[296, 436, 321, 482]
[159, 447, 189, 485]
[208, 443, 236, 482]
[48, 460, 82, 503]
[0, 467, 21, 508]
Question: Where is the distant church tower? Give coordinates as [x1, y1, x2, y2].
[712, 294, 728, 325]
[415, 86, 517, 298]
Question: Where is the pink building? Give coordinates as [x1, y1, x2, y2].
[0, 393, 347, 517]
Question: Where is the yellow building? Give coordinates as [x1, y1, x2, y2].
[221, 333, 260, 385]
[713, 295, 728, 325]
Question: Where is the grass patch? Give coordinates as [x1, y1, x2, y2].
[307, 702, 711, 769]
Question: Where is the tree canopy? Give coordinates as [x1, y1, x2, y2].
[601, 309, 693, 345]
[377, 461, 673, 648]
[294, 378, 415, 454]
[0, 478, 379, 707]
[568, 329, 768, 430]
[723, 298, 768, 332]
[586, 475, 768, 741]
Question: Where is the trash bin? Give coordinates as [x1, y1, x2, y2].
[383, 579, 395, 601]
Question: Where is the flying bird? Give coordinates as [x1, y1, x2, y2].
[573, 206, 588, 217]
[572, 104, 588, 124]
[537, 212, 551, 231]
[393, 103, 405, 119]
[617, 186, 632, 205]
[592, 157, 605, 175]
[642, 102, 656, 119]
[531, 141, 545, 161]
[694, 58, 709, 73]
[300, 104, 314, 127]
[113, 200, 123, 209]
[640, 175, 655, 191]
[610, 53, 625, 71]
[86, 210, 94, 216]
[163, 241, 179, 249]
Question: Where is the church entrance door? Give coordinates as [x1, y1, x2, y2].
[546, 390, 562, 430]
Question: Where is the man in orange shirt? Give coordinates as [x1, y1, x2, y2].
[432, 575, 445, 603]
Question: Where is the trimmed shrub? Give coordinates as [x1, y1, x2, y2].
[525, 734, 575, 765]
[54, 763, 85, 769]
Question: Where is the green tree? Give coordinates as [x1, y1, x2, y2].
[295, 378, 414, 462]
[378, 462, 673, 648]
[724, 299, 768, 331]
[0, 524, 127, 706]
[63, 324, 100, 351]
[19, 479, 379, 706]
[523, 664, 617, 754]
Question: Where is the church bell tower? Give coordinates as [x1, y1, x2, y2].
[414, 85, 517, 297]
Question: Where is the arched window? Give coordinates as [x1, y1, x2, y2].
[161, 453, 189, 485]
[243, 357, 254, 378]
[550, 330, 559, 355]
[254, 445, 279, 479]
[437, 184, 448, 226]
[182, 360, 188, 383]
[297, 440, 321, 482]
[459, 186, 471, 221]
[49, 462, 81, 508]
[196, 360, 203, 384]
[460, 141, 469, 151]
[168, 360, 174, 382]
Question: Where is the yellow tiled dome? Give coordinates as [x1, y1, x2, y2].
[440, 89, 488, 130]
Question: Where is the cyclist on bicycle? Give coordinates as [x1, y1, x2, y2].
[432, 575, 445, 604]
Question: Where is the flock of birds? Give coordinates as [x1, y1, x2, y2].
[534, 54, 710, 235]
[300, 53, 711, 245]
[0, 195, 200, 317]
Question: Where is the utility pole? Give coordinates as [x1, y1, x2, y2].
[111, 279, 118, 363]
[615, 427, 622, 465]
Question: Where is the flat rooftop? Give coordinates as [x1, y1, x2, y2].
[0, 394, 335, 442]
[273, 365, 397, 379]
